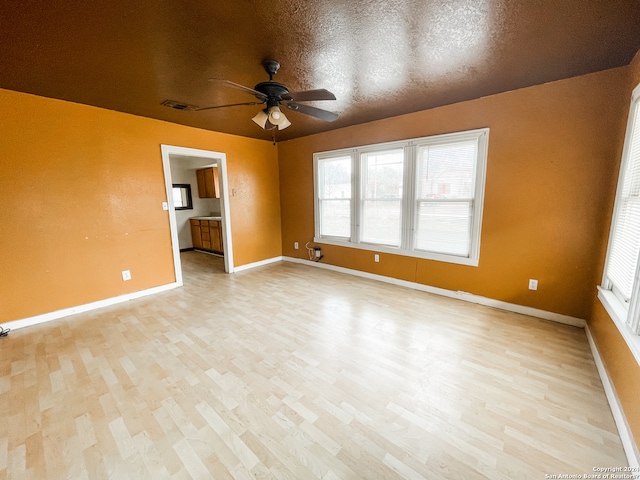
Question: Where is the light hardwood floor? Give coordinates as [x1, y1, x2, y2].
[0, 251, 627, 479]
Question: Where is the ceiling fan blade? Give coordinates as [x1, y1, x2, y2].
[208, 79, 268, 100]
[286, 102, 339, 122]
[195, 101, 263, 112]
[284, 89, 336, 102]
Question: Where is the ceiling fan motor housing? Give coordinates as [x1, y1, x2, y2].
[254, 81, 290, 102]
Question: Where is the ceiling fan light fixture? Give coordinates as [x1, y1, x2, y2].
[252, 109, 269, 128]
[268, 106, 286, 125]
[278, 115, 291, 130]
[253, 106, 290, 131]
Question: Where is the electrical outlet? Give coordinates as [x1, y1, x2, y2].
[122, 270, 131, 281]
[294, 242, 299, 249]
[528, 279, 538, 290]
[374, 254, 380, 263]
[315, 247, 321, 258]
[162, 202, 168, 211]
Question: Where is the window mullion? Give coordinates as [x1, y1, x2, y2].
[313, 156, 321, 239]
[402, 144, 416, 251]
[352, 151, 361, 243]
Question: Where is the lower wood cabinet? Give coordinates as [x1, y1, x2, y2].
[190, 219, 223, 254]
[190, 221, 203, 249]
[201, 220, 212, 250]
[209, 220, 222, 252]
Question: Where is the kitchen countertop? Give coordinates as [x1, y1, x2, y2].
[191, 216, 222, 220]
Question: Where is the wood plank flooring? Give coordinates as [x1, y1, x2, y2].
[0, 251, 627, 479]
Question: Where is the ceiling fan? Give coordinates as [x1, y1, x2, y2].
[197, 60, 338, 131]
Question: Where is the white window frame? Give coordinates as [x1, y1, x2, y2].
[598, 82, 640, 366]
[313, 128, 489, 267]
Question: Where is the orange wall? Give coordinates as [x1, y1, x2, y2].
[278, 67, 629, 320]
[588, 49, 640, 449]
[0, 88, 281, 323]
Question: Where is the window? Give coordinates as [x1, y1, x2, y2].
[360, 149, 404, 247]
[317, 155, 352, 238]
[313, 129, 489, 266]
[600, 84, 640, 350]
[172, 184, 193, 210]
[415, 140, 478, 256]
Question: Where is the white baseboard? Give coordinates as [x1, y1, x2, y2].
[3, 282, 180, 331]
[233, 256, 283, 272]
[585, 325, 640, 468]
[282, 256, 586, 328]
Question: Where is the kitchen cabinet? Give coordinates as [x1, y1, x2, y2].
[190, 218, 223, 254]
[196, 167, 220, 198]
[200, 220, 211, 250]
[190, 220, 202, 249]
[209, 220, 222, 252]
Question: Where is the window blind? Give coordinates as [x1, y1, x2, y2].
[414, 140, 477, 256]
[606, 96, 640, 331]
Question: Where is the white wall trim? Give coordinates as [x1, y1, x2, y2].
[233, 256, 283, 272]
[3, 282, 180, 331]
[282, 256, 586, 328]
[585, 325, 640, 468]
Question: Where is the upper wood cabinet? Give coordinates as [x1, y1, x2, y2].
[196, 167, 220, 198]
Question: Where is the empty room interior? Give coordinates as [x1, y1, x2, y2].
[2, 1, 640, 478]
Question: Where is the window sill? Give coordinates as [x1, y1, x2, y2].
[314, 237, 480, 267]
[597, 287, 640, 367]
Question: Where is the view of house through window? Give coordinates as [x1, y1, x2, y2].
[313, 129, 489, 266]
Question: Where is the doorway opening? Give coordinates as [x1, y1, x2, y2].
[160, 145, 234, 286]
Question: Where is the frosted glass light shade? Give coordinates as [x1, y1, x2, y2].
[252, 110, 269, 128]
[278, 115, 291, 130]
[268, 106, 285, 125]
[253, 107, 290, 130]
